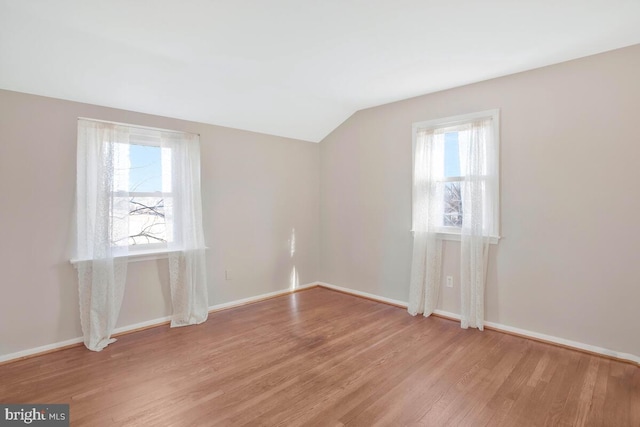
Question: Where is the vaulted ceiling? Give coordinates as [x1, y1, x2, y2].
[1, 1, 639, 142]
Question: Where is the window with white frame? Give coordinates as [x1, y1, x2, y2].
[74, 118, 206, 263]
[73, 119, 208, 348]
[112, 131, 173, 251]
[412, 109, 500, 242]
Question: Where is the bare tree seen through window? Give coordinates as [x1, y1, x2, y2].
[128, 196, 166, 245]
[126, 143, 168, 246]
[444, 182, 463, 227]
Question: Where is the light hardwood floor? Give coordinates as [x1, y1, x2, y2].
[1, 287, 638, 426]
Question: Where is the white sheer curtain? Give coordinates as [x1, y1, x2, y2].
[459, 119, 495, 330]
[161, 132, 208, 327]
[75, 120, 130, 351]
[408, 129, 444, 316]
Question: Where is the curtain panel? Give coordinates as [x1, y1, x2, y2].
[161, 132, 209, 327]
[409, 115, 497, 330]
[408, 128, 443, 316]
[459, 119, 495, 330]
[75, 120, 130, 351]
[74, 120, 208, 351]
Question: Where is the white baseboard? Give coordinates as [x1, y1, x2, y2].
[3, 281, 636, 366]
[317, 282, 640, 366]
[112, 315, 173, 335]
[317, 282, 408, 307]
[0, 337, 85, 364]
[0, 282, 317, 364]
[207, 282, 317, 312]
[482, 318, 640, 365]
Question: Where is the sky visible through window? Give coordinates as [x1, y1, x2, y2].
[444, 132, 460, 177]
[125, 144, 167, 246]
[443, 132, 463, 226]
[129, 144, 162, 192]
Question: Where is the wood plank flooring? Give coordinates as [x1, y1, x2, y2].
[1, 287, 638, 426]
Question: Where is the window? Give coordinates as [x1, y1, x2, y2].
[73, 119, 208, 349]
[112, 132, 172, 251]
[443, 131, 463, 227]
[73, 118, 206, 262]
[412, 109, 500, 242]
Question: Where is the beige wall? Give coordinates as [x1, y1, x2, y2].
[319, 45, 640, 357]
[0, 90, 319, 357]
[2, 44, 639, 360]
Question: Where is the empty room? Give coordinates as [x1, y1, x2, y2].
[1, 1, 639, 426]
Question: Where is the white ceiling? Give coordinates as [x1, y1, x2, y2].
[1, 1, 639, 142]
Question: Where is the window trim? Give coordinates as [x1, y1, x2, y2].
[77, 117, 199, 138]
[411, 109, 501, 243]
[70, 247, 209, 265]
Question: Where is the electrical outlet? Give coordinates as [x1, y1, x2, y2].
[446, 276, 453, 288]
[225, 270, 232, 280]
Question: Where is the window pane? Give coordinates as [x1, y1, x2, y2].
[444, 132, 460, 177]
[129, 144, 163, 192]
[128, 196, 167, 245]
[443, 182, 463, 227]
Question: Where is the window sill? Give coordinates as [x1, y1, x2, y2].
[70, 247, 208, 265]
[125, 248, 179, 263]
[411, 230, 500, 245]
[437, 233, 500, 245]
